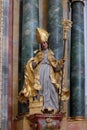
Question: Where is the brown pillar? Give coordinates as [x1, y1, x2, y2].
[8, 0, 13, 130]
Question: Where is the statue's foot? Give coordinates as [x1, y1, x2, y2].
[41, 107, 54, 114]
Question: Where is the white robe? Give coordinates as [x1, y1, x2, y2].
[38, 49, 59, 111]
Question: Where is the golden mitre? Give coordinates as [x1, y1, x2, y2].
[36, 28, 49, 43]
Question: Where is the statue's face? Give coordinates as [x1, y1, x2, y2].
[41, 42, 48, 50]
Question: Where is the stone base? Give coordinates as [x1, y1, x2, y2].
[13, 114, 87, 130]
[67, 118, 87, 130]
[28, 113, 63, 130]
[13, 113, 63, 130]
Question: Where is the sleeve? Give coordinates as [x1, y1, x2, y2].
[48, 50, 64, 71]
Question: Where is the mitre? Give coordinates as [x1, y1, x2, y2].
[36, 28, 49, 43]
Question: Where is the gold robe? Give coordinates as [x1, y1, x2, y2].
[19, 49, 63, 104]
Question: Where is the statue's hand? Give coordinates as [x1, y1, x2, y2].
[59, 58, 65, 64]
[53, 58, 65, 71]
[58, 58, 65, 69]
[32, 61, 37, 69]
[53, 66, 61, 72]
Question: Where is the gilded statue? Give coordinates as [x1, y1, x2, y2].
[19, 28, 65, 114]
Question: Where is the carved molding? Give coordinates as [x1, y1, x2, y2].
[70, 0, 84, 4]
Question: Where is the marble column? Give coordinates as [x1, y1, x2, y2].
[19, 0, 39, 113]
[1, 0, 9, 130]
[70, 0, 85, 117]
[48, 0, 63, 59]
[0, 0, 3, 129]
[8, 0, 13, 129]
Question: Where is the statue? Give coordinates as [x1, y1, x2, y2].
[18, 28, 65, 114]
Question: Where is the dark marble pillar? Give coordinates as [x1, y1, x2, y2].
[70, 0, 85, 117]
[19, 0, 39, 113]
[48, 0, 63, 59]
[22, 0, 39, 65]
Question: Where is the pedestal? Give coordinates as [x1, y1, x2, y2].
[28, 113, 63, 130]
[13, 113, 87, 130]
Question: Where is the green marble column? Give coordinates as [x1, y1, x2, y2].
[22, 0, 39, 70]
[48, 0, 63, 59]
[70, 0, 85, 117]
[19, 0, 39, 113]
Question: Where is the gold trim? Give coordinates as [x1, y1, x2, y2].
[68, 116, 86, 121]
[71, 0, 84, 4]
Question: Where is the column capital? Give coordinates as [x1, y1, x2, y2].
[70, 0, 84, 4]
